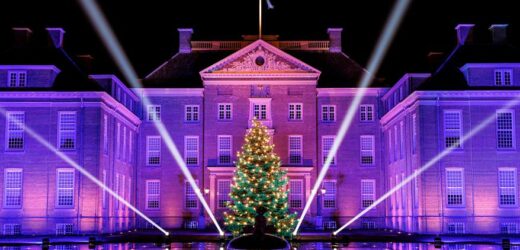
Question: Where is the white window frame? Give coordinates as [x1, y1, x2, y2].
[218, 103, 233, 121]
[361, 179, 375, 209]
[498, 168, 517, 207]
[360, 135, 375, 166]
[444, 110, 463, 149]
[289, 179, 304, 209]
[145, 180, 160, 209]
[116, 122, 120, 159]
[217, 179, 231, 209]
[447, 222, 465, 234]
[56, 168, 75, 208]
[129, 131, 133, 163]
[7, 71, 27, 87]
[146, 136, 161, 166]
[147, 105, 161, 121]
[185, 105, 200, 122]
[360, 104, 374, 122]
[321, 105, 336, 122]
[58, 111, 77, 150]
[249, 98, 271, 121]
[5, 111, 25, 151]
[3, 224, 21, 235]
[122, 126, 127, 161]
[496, 110, 516, 149]
[322, 180, 336, 209]
[103, 115, 108, 155]
[184, 136, 199, 166]
[501, 222, 519, 234]
[288, 135, 303, 165]
[184, 180, 199, 209]
[4, 168, 22, 208]
[495, 69, 513, 86]
[446, 168, 465, 207]
[394, 126, 398, 160]
[55, 223, 73, 235]
[321, 136, 336, 166]
[288, 103, 303, 121]
[400, 121, 405, 159]
[217, 135, 232, 165]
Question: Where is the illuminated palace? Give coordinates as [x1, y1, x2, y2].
[1, 24, 520, 236]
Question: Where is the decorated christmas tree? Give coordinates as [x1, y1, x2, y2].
[224, 118, 297, 237]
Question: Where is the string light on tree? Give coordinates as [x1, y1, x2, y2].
[224, 118, 297, 237]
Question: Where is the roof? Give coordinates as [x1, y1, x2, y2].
[0, 29, 102, 91]
[418, 42, 520, 90]
[143, 45, 380, 88]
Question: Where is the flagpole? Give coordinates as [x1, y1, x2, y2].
[259, 0, 262, 40]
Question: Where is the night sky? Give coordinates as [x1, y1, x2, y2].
[1, 0, 519, 84]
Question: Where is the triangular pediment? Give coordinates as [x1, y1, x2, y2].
[200, 40, 320, 82]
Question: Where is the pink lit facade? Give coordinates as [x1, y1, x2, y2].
[1, 24, 520, 236]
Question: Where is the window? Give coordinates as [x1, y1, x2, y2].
[129, 132, 133, 163]
[217, 179, 231, 209]
[361, 221, 376, 229]
[322, 180, 336, 209]
[218, 135, 232, 165]
[145, 180, 160, 209]
[57, 169, 74, 207]
[446, 169, 464, 207]
[6, 112, 24, 150]
[147, 105, 161, 121]
[361, 180, 375, 208]
[497, 111, 515, 149]
[360, 105, 374, 122]
[360, 135, 375, 165]
[400, 121, 405, 159]
[388, 130, 393, 163]
[218, 103, 232, 121]
[289, 179, 303, 209]
[495, 69, 513, 86]
[146, 136, 161, 166]
[289, 135, 303, 165]
[414, 170, 419, 208]
[3, 224, 21, 235]
[447, 223, 465, 234]
[444, 111, 462, 149]
[185, 105, 200, 122]
[120, 176, 125, 211]
[4, 169, 22, 208]
[7, 71, 27, 87]
[114, 174, 119, 209]
[103, 115, 108, 154]
[412, 114, 417, 154]
[501, 223, 518, 234]
[56, 224, 73, 235]
[185, 181, 198, 209]
[102, 170, 107, 209]
[321, 105, 336, 122]
[253, 104, 267, 120]
[498, 168, 517, 206]
[116, 123, 120, 159]
[58, 112, 76, 150]
[185, 136, 199, 166]
[394, 126, 398, 160]
[288, 103, 303, 121]
[322, 136, 336, 166]
[401, 173, 406, 208]
[122, 127, 127, 161]
[323, 221, 337, 230]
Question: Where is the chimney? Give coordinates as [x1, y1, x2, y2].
[327, 28, 343, 52]
[455, 24, 475, 45]
[76, 54, 95, 73]
[46, 27, 65, 48]
[12, 27, 32, 47]
[178, 28, 193, 53]
[489, 24, 508, 44]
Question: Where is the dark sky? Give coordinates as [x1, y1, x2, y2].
[1, 0, 519, 83]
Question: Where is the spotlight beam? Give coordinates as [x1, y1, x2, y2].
[77, 0, 224, 235]
[0, 107, 170, 236]
[333, 95, 520, 235]
[293, 0, 412, 235]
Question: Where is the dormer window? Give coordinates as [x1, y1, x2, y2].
[8, 71, 27, 87]
[495, 69, 513, 86]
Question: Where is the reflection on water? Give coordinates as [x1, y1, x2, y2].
[0, 242, 515, 250]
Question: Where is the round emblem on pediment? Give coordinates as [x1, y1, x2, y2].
[255, 56, 265, 66]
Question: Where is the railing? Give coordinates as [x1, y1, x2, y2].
[191, 40, 330, 51]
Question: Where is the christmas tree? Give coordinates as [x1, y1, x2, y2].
[224, 118, 297, 237]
